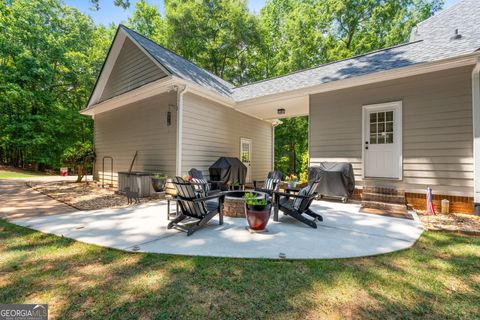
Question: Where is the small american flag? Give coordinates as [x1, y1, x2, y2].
[426, 187, 436, 215]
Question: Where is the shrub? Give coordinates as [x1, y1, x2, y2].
[61, 142, 95, 182]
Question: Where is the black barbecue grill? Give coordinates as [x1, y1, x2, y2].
[209, 157, 247, 190]
[308, 162, 355, 203]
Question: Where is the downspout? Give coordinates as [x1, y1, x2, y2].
[176, 85, 188, 176]
[272, 124, 275, 171]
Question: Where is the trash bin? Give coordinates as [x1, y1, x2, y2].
[60, 167, 68, 176]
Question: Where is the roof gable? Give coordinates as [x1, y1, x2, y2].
[99, 37, 167, 102]
[87, 27, 169, 108]
[120, 25, 234, 98]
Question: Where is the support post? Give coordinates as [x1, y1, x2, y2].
[176, 85, 187, 177]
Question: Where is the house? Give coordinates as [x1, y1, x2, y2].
[82, 0, 480, 213]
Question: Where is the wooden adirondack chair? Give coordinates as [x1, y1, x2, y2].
[273, 181, 323, 229]
[253, 170, 283, 197]
[168, 177, 225, 236]
[188, 168, 223, 196]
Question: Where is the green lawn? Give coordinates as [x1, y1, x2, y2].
[0, 219, 479, 319]
[0, 169, 47, 179]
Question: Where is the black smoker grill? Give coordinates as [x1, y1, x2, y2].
[308, 162, 355, 203]
[209, 157, 247, 190]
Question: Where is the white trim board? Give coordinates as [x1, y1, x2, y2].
[472, 59, 480, 204]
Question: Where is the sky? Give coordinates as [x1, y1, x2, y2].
[65, 0, 459, 26]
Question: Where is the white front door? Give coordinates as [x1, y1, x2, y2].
[363, 102, 402, 179]
[240, 138, 252, 183]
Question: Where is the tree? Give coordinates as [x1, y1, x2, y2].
[61, 141, 95, 182]
[90, 0, 131, 10]
[274, 117, 308, 177]
[0, 0, 114, 169]
[127, 0, 166, 44]
[164, 0, 262, 85]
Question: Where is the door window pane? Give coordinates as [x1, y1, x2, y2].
[386, 122, 393, 132]
[370, 113, 377, 122]
[378, 122, 385, 133]
[378, 112, 385, 122]
[370, 124, 377, 134]
[370, 134, 377, 144]
[386, 111, 393, 121]
[377, 134, 385, 144]
[386, 133, 394, 143]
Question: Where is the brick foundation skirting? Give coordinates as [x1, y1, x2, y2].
[404, 192, 474, 214]
[350, 188, 474, 214]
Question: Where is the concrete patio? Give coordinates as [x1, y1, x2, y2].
[9, 199, 424, 259]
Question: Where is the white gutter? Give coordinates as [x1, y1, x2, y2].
[80, 77, 175, 116]
[472, 58, 480, 207]
[176, 84, 188, 176]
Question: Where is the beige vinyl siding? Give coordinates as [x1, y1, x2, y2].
[94, 92, 177, 184]
[310, 66, 473, 196]
[100, 38, 167, 102]
[182, 93, 272, 180]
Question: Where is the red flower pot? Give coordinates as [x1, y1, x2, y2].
[245, 203, 272, 231]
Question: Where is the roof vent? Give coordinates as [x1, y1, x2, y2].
[451, 29, 462, 40]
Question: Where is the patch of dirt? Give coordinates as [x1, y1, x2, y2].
[29, 181, 159, 210]
[417, 211, 480, 235]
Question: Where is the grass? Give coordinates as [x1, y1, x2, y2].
[0, 168, 46, 179]
[0, 219, 479, 319]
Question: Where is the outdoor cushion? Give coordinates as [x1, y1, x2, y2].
[263, 178, 277, 191]
[192, 177, 210, 191]
[293, 185, 311, 210]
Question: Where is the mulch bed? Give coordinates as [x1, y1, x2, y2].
[416, 211, 480, 236]
[29, 181, 159, 210]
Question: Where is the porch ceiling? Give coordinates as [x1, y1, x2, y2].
[234, 94, 309, 120]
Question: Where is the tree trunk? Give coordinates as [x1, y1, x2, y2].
[76, 165, 84, 183]
[288, 141, 295, 174]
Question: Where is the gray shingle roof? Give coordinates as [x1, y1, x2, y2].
[121, 25, 234, 98]
[232, 0, 480, 102]
[122, 0, 480, 103]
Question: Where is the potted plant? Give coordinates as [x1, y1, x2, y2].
[151, 173, 168, 192]
[243, 192, 272, 231]
[232, 180, 241, 190]
[285, 174, 298, 188]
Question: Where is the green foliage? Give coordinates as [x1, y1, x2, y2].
[243, 192, 268, 206]
[164, 0, 262, 85]
[127, 0, 165, 44]
[274, 116, 308, 176]
[61, 141, 95, 182]
[0, 0, 114, 169]
[90, 0, 131, 10]
[152, 173, 167, 179]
